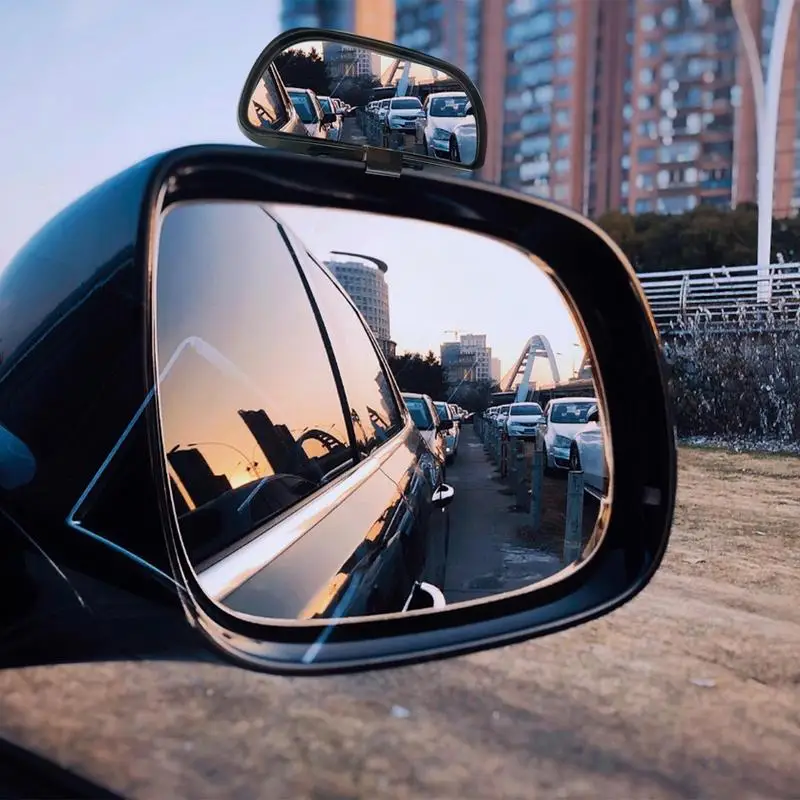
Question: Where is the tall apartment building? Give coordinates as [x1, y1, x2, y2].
[284, 0, 800, 216]
[326, 255, 395, 358]
[281, 0, 396, 40]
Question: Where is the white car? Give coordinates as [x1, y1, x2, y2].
[494, 404, 511, 431]
[448, 101, 477, 164]
[384, 96, 426, 139]
[421, 91, 472, 159]
[433, 401, 459, 464]
[541, 397, 598, 471]
[286, 87, 332, 139]
[570, 405, 608, 497]
[377, 98, 391, 123]
[504, 402, 544, 440]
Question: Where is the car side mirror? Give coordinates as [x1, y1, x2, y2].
[464, 103, 473, 116]
[587, 407, 600, 423]
[438, 419, 454, 431]
[432, 483, 455, 509]
[322, 111, 336, 125]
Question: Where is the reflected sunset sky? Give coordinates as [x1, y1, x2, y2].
[271, 204, 585, 384]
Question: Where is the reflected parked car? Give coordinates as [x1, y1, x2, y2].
[316, 95, 342, 141]
[570, 405, 608, 497]
[448, 101, 477, 164]
[421, 91, 471, 159]
[286, 87, 334, 139]
[504, 401, 544, 440]
[541, 396, 598, 471]
[402, 393, 451, 481]
[433, 401, 459, 464]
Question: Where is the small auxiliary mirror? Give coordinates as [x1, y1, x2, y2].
[237, 28, 487, 171]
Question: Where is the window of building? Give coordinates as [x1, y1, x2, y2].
[556, 132, 570, 150]
[553, 183, 569, 201]
[639, 67, 654, 85]
[641, 14, 656, 30]
[635, 199, 654, 212]
[638, 147, 656, 164]
[556, 58, 574, 77]
[156, 203, 355, 566]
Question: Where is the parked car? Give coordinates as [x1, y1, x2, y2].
[570, 405, 608, 497]
[401, 393, 452, 480]
[286, 86, 335, 139]
[433, 401, 459, 463]
[421, 91, 471, 158]
[541, 396, 598, 471]
[383, 95, 426, 145]
[316, 95, 343, 141]
[244, 63, 308, 136]
[504, 401, 544, 440]
[448, 101, 477, 164]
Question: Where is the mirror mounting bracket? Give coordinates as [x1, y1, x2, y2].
[363, 146, 403, 177]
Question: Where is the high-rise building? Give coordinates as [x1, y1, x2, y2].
[282, 0, 395, 40]
[491, 357, 502, 382]
[393, 0, 800, 217]
[440, 332, 492, 385]
[326, 254, 394, 358]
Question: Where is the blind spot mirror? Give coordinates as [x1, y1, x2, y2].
[238, 29, 486, 172]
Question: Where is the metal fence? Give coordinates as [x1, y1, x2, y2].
[637, 262, 800, 333]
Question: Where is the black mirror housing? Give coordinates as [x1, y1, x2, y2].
[0, 142, 675, 677]
[322, 111, 336, 125]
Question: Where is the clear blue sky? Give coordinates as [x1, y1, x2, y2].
[0, 0, 280, 268]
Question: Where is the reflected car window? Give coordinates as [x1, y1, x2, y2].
[291, 247, 404, 457]
[510, 403, 543, 416]
[246, 67, 290, 130]
[289, 91, 316, 124]
[433, 401, 451, 419]
[550, 402, 594, 423]
[155, 202, 354, 566]
[403, 396, 433, 430]
[429, 96, 468, 116]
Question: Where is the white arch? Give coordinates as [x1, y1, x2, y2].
[500, 335, 561, 400]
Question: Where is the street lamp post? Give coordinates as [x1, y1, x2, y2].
[733, 0, 796, 303]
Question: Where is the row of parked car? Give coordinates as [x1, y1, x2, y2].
[286, 86, 355, 142]
[364, 91, 477, 163]
[482, 397, 607, 497]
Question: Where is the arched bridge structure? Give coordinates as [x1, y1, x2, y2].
[500, 335, 561, 403]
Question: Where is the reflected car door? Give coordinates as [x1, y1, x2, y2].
[275, 218, 443, 614]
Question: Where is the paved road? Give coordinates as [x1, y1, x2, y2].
[444, 426, 566, 603]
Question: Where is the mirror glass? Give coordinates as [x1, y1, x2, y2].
[244, 38, 479, 166]
[155, 202, 608, 622]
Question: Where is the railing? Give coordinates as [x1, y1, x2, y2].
[637, 262, 800, 332]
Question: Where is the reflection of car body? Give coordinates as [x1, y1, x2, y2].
[402, 393, 448, 481]
[449, 106, 477, 165]
[494, 404, 511, 431]
[377, 98, 391, 123]
[421, 91, 471, 159]
[433, 401, 459, 464]
[316, 95, 342, 141]
[287, 87, 330, 139]
[570, 406, 608, 497]
[541, 397, 597, 471]
[504, 402, 544, 440]
[245, 63, 307, 136]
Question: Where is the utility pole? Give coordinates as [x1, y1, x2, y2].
[732, 0, 797, 303]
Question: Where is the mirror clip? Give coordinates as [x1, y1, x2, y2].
[363, 146, 403, 178]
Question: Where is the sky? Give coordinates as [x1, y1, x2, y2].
[271, 205, 584, 381]
[0, 0, 582, 382]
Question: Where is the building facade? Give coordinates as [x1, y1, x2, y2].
[326, 255, 395, 358]
[281, 0, 395, 40]
[440, 332, 492, 386]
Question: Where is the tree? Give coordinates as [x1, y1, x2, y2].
[388, 351, 447, 400]
[335, 75, 380, 108]
[595, 205, 800, 273]
[274, 47, 330, 97]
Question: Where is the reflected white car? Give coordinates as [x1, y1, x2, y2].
[448, 102, 477, 164]
[421, 91, 471, 159]
[570, 405, 608, 497]
[504, 401, 544, 440]
[542, 396, 598, 470]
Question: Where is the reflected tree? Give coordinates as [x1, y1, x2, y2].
[274, 47, 330, 96]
